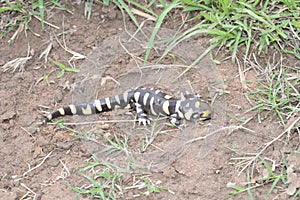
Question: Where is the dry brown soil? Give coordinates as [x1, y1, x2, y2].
[1, 2, 298, 200]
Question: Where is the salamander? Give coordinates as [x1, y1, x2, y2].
[43, 87, 212, 127]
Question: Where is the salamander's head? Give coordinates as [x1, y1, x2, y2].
[179, 91, 212, 122]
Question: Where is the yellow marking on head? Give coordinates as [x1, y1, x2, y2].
[150, 97, 157, 115]
[69, 105, 77, 114]
[95, 100, 102, 112]
[134, 92, 140, 102]
[143, 93, 150, 106]
[58, 108, 65, 115]
[82, 105, 92, 115]
[162, 101, 170, 115]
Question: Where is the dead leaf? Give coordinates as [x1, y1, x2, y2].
[286, 165, 300, 195]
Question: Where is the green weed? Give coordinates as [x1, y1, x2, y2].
[90, 0, 178, 63]
[229, 156, 288, 198]
[140, 177, 168, 195]
[162, 0, 300, 62]
[68, 156, 127, 199]
[52, 60, 80, 78]
[101, 132, 130, 157]
[68, 155, 167, 199]
[43, 69, 55, 85]
[140, 121, 167, 152]
[1, 1, 69, 43]
[246, 66, 300, 125]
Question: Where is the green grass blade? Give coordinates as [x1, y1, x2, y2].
[229, 185, 247, 195]
[227, 114, 247, 123]
[52, 61, 80, 72]
[159, 24, 211, 61]
[0, 5, 21, 12]
[87, 0, 93, 20]
[57, 70, 65, 78]
[116, 0, 140, 27]
[38, 0, 45, 30]
[144, 0, 179, 63]
[181, 0, 213, 12]
[247, 170, 254, 200]
[67, 184, 90, 194]
[259, 156, 275, 176]
[231, 30, 242, 62]
[174, 46, 211, 80]
[292, 188, 300, 200]
[267, 177, 280, 196]
[51, 0, 71, 12]
[127, 0, 157, 17]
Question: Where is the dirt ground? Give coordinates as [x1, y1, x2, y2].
[1, 2, 298, 200]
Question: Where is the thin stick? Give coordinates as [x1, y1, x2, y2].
[238, 116, 300, 176]
[236, 57, 247, 89]
[21, 126, 35, 138]
[20, 183, 37, 200]
[38, 117, 169, 126]
[185, 124, 255, 144]
[23, 151, 53, 176]
[59, 159, 70, 177]
[33, 15, 60, 30]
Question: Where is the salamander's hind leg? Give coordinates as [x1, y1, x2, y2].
[133, 102, 151, 126]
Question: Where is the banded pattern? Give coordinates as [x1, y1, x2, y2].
[43, 87, 212, 127]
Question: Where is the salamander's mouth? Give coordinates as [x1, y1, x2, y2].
[201, 110, 212, 119]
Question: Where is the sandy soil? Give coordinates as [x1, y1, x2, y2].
[1, 2, 298, 200]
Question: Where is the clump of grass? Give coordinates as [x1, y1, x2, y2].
[68, 156, 127, 199]
[101, 132, 130, 157]
[1, 0, 69, 44]
[52, 60, 80, 78]
[229, 154, 300, 199]
[140, 177, 168, 196]
[68, 155, 168, 199]
[246, 66, 300, 125]
[163, 0, 300, 62]
[90, 0, 177, 63]
[228, 117, 300, 199]
[229, 158, 287, 198]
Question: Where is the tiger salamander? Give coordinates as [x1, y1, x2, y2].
[43, 87, 212, 127]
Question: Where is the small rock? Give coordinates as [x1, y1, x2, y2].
[47, 156, 60, 167]
[56, 141, 73, 150]
[100, 123, 110, 130]
[0, 110, 16, 122]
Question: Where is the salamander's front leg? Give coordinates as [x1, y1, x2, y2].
[134, 102, 151, 126]
[170, 114, 186, 129]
